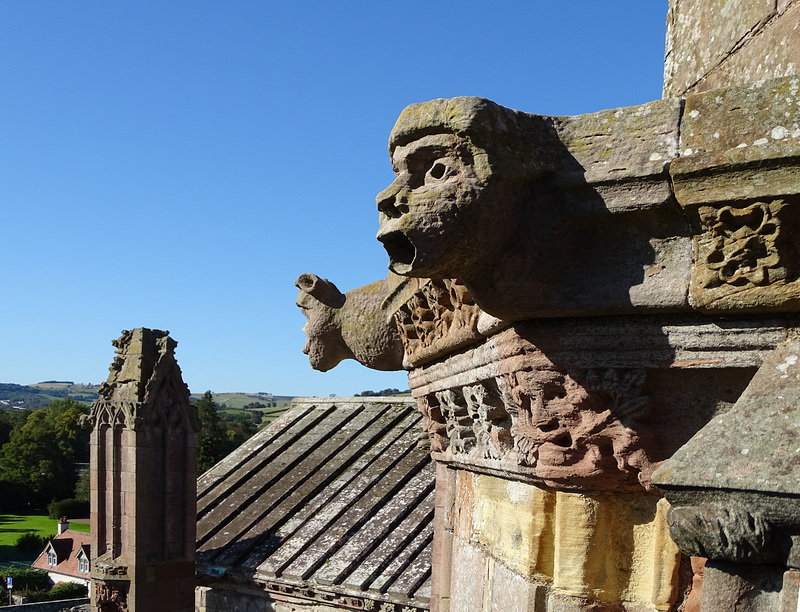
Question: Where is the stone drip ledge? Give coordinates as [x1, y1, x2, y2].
[654, 337, 800, 569]
[407, 315, 788, 391]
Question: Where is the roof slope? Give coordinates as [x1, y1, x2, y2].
[196, 397, 433, 610]
[32, 530, 91, 579]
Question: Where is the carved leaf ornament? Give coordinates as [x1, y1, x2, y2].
[698, 200, 790, 289]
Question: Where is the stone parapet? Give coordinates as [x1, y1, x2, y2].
[301, 75, 800, 339]
[2, 600, 90, 612]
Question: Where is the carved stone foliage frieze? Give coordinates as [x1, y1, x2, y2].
[417, 366, 656, 491]
[394, 279, 483, 368]
[691, 198, 800, 311]
[666, 504, 776, 564]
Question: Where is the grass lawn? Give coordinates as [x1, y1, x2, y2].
[0, 514, 89, 547]
[0, 514, 90, 569]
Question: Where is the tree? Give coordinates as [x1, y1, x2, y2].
[0, 409, 16, 446]
[0, 410, 72, 506]
[354, 388, 404, 397]
[47, 399, 90, 463]
[0, 407, 32, 445]
[195, 391, 226, 473]
[220, 412, 258, 454]
[0, 399, 89, 508]
[48, 582, 88, 600]
[74, 467, 90, 502]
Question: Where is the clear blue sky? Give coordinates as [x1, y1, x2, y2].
[0, 1, 669, 397]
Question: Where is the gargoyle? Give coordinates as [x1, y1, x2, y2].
[295, 272, 418, 372]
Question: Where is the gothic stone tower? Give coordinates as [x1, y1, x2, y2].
[87, 329, 199, 612]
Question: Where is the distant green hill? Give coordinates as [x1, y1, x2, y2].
[189, 392, 293, 410]
[188, 392, 295, 427]
[0, 384, 300, 412]
[0, 382, 100, 409]
[1, 385, 406, 419]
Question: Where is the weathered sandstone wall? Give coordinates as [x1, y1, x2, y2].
[665, 0, 800, 97]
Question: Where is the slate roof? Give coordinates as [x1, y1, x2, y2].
[196, 397, 434, 610]
[32, 529, 91, 582]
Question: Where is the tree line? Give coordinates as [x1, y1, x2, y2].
[0, 392, 257, 511]
[353, 388, 409, 397]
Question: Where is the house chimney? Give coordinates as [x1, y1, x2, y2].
[58, 516, 69, 534]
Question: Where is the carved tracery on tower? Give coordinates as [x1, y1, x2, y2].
[95, 582, 129, 612]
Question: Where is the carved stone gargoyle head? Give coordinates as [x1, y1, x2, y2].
[376, 97, 551, 280]
[375, 95, 691, 320]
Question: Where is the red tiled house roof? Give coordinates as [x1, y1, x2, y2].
[32, 530, 91, 583]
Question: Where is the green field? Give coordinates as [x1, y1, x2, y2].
[189, 392, 293, 428]
[0, 514, 90, 570]
[220, 406, 291, 428]
[190, 392, 294, 410]
[0, 514, 89, 547]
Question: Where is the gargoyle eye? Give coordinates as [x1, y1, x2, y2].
[429, 162, 447, 179]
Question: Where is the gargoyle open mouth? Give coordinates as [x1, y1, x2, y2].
[378, 231, 416, 269]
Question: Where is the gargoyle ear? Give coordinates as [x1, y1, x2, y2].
[295, 273, 346, 309]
